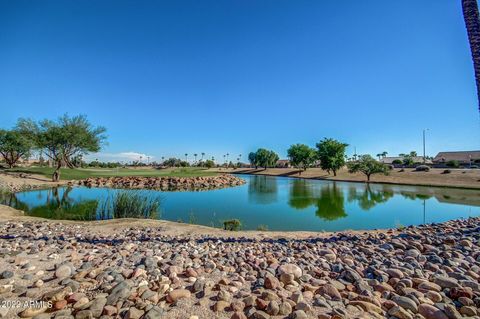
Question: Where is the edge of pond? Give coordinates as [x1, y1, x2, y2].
[231, 171, 480, 191]
[3, 203, 478, 240]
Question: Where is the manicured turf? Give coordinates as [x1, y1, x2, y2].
[6, 167, 218, 180]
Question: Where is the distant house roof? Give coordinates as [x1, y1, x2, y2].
[380, 156, 432, 164]
[276, 159, 290, 165]
[433, 151, 480, 163]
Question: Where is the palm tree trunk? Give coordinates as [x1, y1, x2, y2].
[462, 0, 480, 111]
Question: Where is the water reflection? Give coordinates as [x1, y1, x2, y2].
[288, 179, 316, 209]
[0, 187, 99, 220]
[347, 185, 394, 211]
[287, 180, 347, 221]
[315, 183, 347, 221]
[248, 175, 278, 204]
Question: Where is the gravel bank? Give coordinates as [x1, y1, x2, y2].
[0, 217, 479, 319]
[71, 175, 246, 191]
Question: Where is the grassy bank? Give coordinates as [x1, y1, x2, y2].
[5, 166, 218, 180]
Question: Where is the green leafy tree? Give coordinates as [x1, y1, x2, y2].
[347, 155, 389, 182]
[287, 144, 317, 170]
[17, 114, 106, 182]
[0, 129, 33, 168]
[163, 157, 181, 167]
[316, 138, 348, 176]
[204, 159, 215, 168]
[254, 148, 279, 169]
[248, 152, 257, 168]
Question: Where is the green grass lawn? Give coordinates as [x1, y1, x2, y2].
[5, 166, 218, 180]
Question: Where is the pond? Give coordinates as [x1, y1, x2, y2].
[2, 174, 480, 231]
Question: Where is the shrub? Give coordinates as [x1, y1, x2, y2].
[392, 159, 403, 165]
[442, 169, 452, 174]
[403, 157, 415, 166]
[223, 219, 242, 231]
[446, 160, 460, 168]
[204, 159, 215, 168]
[415, 165, 430, 172]
[100, 191, 161, 219]
[256, 224, 268, 231]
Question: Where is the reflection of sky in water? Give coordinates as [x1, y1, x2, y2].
[5, 174, 480, 231]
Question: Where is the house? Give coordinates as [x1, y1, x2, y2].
[275, 159, 291, 168]
[433, 151, 480, 166]
[380, 156, 432, 165]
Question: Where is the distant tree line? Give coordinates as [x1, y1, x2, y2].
[247, 138, 392, 182]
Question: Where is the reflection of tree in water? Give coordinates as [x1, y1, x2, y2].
[347, 185, 394, 210]
[287, 180, 347, 221]
[248, 176, 278, 204]
[288, 179, 316, 209]
[400, 192, 432, 201]
[1, 187, 99, 220]
[0, 192, 30, 212]
[315, 183, 347, 221]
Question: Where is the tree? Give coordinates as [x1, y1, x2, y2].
[17, 114, 106, 182]
[163, 157, 182, 167]
[462, 0, 480, 112]
[204, 159, 215, 168]
[254, 148, 279, 169]
[194, 153, 198, 163]
[248, 152, 257, 168]
[347, 155, 389, 182]
[201, 152, 205, 161]
[0, 129, 33, 168]
[409, 151, 417, 157]
[287, 144, 317, 170]
[316, 138, 348, 176]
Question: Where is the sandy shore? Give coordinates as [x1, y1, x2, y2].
[0, 171, 66, 192]
[219, 167, 480, 190]
[0, 204, 358, 240]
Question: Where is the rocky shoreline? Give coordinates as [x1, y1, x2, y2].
[0, 217, 478, 319]
[71, 175, 246, 191]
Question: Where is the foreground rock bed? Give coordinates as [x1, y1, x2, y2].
[0, 218, 479, 319]
[71, 175, 245, 191]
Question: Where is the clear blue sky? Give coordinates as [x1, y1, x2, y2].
[1, 0, 479, 163]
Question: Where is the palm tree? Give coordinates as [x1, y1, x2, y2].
[201, 152, 205, 161]
[381, 151, 388, 158]
[194, 153, 198, 163]
[462, 0, 480, 111]
[185, 153, 188, 162]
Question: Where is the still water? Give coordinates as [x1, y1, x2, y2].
[3, 174, 480, 231]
